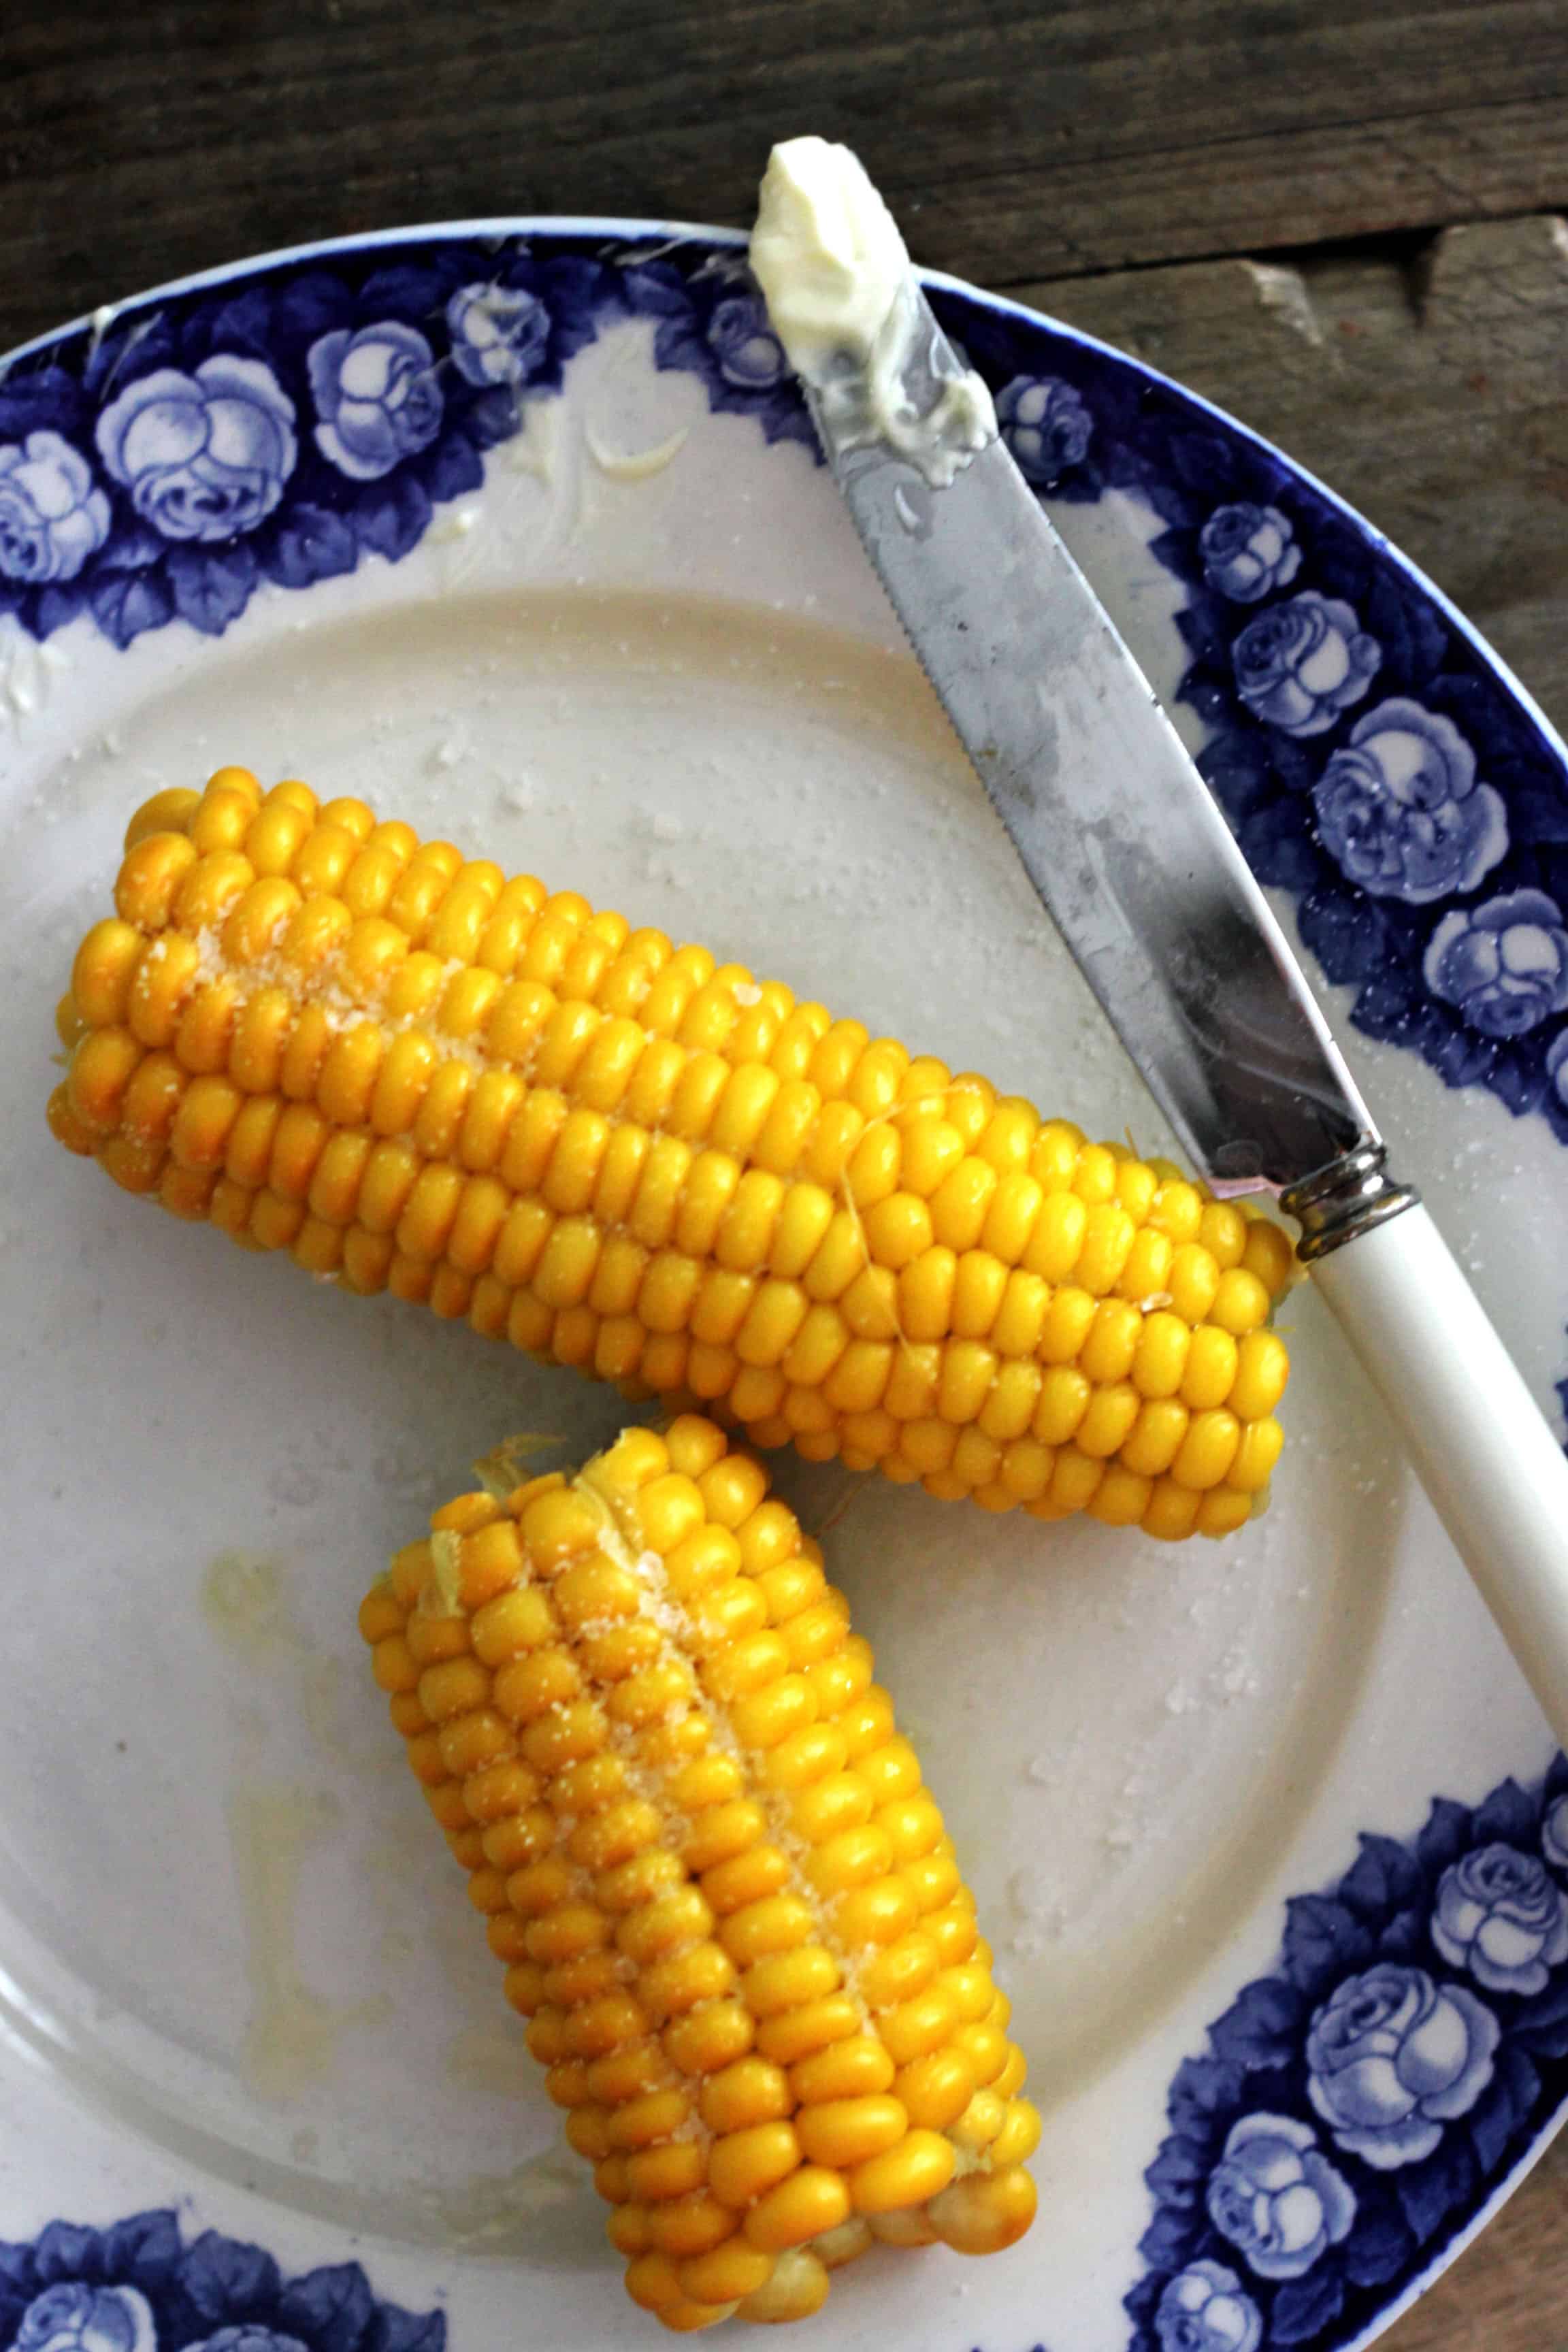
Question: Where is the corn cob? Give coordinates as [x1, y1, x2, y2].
[50, 768, 1294, 1539]
[362, 1414, 1038, 2331]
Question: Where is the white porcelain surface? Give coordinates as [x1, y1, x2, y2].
[1, 225, 1565, 2352]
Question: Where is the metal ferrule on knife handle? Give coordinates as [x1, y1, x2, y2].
[1279, 1145, 1420, 1264]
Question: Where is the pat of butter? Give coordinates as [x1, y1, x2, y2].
[749, 135, 996, 488]
[749, 135, 912, 387]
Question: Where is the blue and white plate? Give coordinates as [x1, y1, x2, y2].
[2, 221, 1567, 2352]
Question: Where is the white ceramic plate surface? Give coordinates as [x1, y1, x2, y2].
[1, 221, 1566, 2352]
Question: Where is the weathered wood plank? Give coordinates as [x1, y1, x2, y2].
[1385, 2129, 1568, 2350]
[3, 0, 1568, 349]
[1019, 211, 1568, 735]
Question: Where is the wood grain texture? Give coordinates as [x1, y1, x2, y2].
[2, 0, 1568, 348]
[1384, 2130, 1568, 2350]
[3, 5, 1568, 2341]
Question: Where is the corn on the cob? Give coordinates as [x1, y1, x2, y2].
[362, 1414, 1038, 2331]
[50, 768, 1294, 1539]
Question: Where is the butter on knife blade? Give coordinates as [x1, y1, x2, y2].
[751, 136, 996, 491]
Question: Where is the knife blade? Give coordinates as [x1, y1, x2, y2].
[793, 257, 1568, 1747]
[804, 288, 1370, 1202]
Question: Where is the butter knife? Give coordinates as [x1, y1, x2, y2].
[799, 282, 1568, 1740]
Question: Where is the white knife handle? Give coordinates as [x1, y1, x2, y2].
[1310, 1202, 1568, 1743]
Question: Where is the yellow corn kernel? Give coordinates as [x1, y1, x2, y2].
[895, 2048, 975, 2131]
[879, 1985, 958, 2065]
[1088, 1465, 1153, 1526]
[697, 2057, 790, 2136]
[1198, 1200, 1247, 1269]
[114, 830, 199, 928]
[926, 2166, 1038, 2254]
[1181, 1325, 1240, 1411]
[707, 2121, 802, 2208]
[849, 2128, 956, 2213]
[1230, 1328, 1290, 1422]
[796, 2096, 909, 2168]
[1149, 1175, 1203, 1242]
[1168, 1243, 1220, 1326]
[1132, 1310, 1190, 1398]
[1172, 1408, 1242, 1492]
[1143, 1477, 1203, 1541]
[1074, 1382, 1141, 1460]
[1241, 1215, 1296, 1297]
[662, 2001, 754, 2080]
[742, 2168, 851, 2252]
[1198, 1488, 1254, 1539]
[1211, 1265, 1271, 1337]
[742, 1948, 840, 2018]
[127, 784, 205, 846]
[1119, 1396, 1188, 1477]
[992, 2098, 1043, 2166]
[1079, 1298, 1142, 1387]
[1230, 1414, 1284, 1492]
[73, 919, 147, 1030]
[644, 2194, 735, 2260]
[624, 2249, 685, 2311]
[675, 2240, 774, 2307]
[789, 2036, 896, 2106]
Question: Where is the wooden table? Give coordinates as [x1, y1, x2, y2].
[4, 5, 1567, 2342]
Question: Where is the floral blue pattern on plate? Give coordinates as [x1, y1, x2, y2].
[4, 231, 1565, 1158]
[939, 284, 1568, 1159]
[996, 374, 1095, 485]
[1127, 1754, 1568, 2350]
[1311, 701, 1508, 906]
[0, 241, 610, 647]
[0, 2210, 441, 2352]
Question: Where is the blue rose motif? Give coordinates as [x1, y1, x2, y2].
[1153, 2259, 1262, 2352]
[1232, 592, 1380, 736]
[308, 321, 442, 480]
[1306, 1962, 1499, 2169]
[16, 2283, 155, 2352]
[184, 2332, 309, 2352]
[1424, 888, 1568, 1039]
[1544, 1790, 1568, 1868]
[1431, 1841, 1568, 1995]
[1200, 502, 1302, 603]
[704, 291, 788, 391]
[0, 430, 110, 582]
[1204, 2111, 1356, 2280]
[445, 282, 551, 390]
[95, 357, 297, 541]
[1313, 698, 1509, 903]
[997, 374, 1093, 484]
[0, 2209, 446, 2352]
[1548, 1031, 1568, 1115]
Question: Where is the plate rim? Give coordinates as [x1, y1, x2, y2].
[5, 210, 1567, 2352]
[9, 208, 1567, 800]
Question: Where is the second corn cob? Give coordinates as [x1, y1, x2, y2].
[51, 768, 1294, 1538]
[363, 1415, 1038, 2332]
